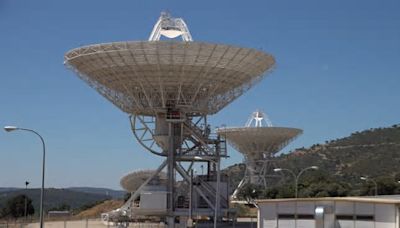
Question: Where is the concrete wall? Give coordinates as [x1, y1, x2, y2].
[258, 200, 399, 228]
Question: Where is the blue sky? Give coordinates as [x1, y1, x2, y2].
[0, 0, 399, 190]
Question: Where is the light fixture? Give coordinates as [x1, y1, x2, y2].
[4, 126, 18, 132]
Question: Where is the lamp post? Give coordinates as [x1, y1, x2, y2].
[24, 181, 30, 222]
[187, 169, 194, 228]
[4, 126, 46, 228]
[360, 176, 378, 196]
[274, 166, 319, 198]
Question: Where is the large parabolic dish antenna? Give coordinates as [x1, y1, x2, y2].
[217, 110, 302, 198]
[64, 42, 274, 116]
[217, 110, 302, 159]
[65, 12, 276, 225]
[218, 127, 302, 160]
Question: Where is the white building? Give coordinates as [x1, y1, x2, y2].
[256, 197, 400, 228]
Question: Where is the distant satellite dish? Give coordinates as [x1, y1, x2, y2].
[217, 110, 302, 198]
[120, 170, 167, 192]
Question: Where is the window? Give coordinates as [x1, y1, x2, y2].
[277, 214, 314, 219]
[336, 215, 354, 220]
[297, 214, 315, 219]
[356, 215, 374, 221]
[336, 214, 374, 221]
[278, 214, 295, 219]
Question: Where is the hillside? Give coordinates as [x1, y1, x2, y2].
[76, 199, 124, 218]
[0, 187, 124, 199]
[278, 124, 400, 179]
[0, 188, 112, 215]
[67, 187, 125, 199]
[224, 124, 400, 198]
[0, 188, 18, 193]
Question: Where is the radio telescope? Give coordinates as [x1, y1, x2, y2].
[217, 110, 302, 199]
[65, 12, 275, 226]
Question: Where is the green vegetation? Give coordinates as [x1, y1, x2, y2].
[0, 188, 111, 217]
[48, 203, 71, 212]
[123, 192, 131, 202]
[225, 124, 400, 199]
[0, 194, 34, 219]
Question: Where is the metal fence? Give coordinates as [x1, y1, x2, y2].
[0, 219, 166, 228]
[0, 218, 255, 228]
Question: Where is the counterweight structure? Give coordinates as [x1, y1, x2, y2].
[217, 111, 302, 199]
[65, 12, 275, 226]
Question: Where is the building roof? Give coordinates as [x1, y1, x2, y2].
[255, 196, 400, 205]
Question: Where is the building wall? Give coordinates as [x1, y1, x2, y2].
[140, 191, 167, 210]
[258, 200, 399, 228]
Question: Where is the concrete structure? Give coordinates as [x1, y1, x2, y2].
[256, 197, 400, 228]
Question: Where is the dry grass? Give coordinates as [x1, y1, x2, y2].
[75, 200, 124, 218]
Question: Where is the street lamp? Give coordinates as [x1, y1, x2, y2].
[24, 181, 30, 222]
[4, 126, 46, 228]
[360, 176, 378, 196]
[274, 166, 319, 198]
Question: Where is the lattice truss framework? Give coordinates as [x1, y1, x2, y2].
[64, 41, 275, 116]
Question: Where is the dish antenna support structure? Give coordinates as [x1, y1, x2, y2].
[149, 12, 193, 41]
[217, 110, 302, 199]
[65, 12, 275, 227]
[245, 110, 273, 127]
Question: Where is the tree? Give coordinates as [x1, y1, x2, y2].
[48, 203, 71, 211]
[123, 192, 131, 202]
[237, 184, 263, 200]
[1, 194, 34, 218]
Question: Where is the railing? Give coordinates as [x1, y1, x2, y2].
[182, 121, 227, 157]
